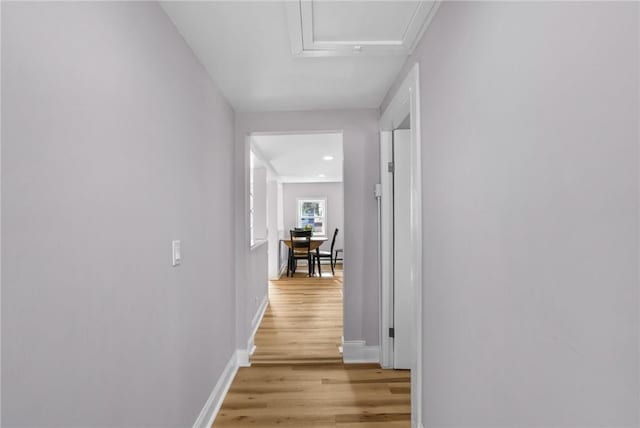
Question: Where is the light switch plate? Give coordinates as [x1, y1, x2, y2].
[172, 240, 181, 266]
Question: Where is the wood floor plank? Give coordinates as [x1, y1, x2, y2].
[212, 267, 410, 427]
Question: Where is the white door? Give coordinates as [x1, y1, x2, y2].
[392, 129, 413, 369]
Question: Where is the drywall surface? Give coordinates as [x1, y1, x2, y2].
[383, 2, 639, 426]
[2, 2, 236, 426]
[235, 110, 380, 347]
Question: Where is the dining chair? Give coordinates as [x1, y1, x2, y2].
[287, 229, 314, 277]
[315, 228, 339, 276]
[333, 247, 343, 269]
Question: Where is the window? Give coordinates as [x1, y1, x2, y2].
[297, 198, 327, 237]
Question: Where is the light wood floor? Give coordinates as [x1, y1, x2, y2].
[252, 267, 343, 365]
[213, 266, 411, 427]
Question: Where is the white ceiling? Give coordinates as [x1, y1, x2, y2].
[251, 133, 343, 183]
[313, 2, 420, 41]
[160, 1, 438, 112]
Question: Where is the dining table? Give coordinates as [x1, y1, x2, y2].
[281, 236, 328, 251]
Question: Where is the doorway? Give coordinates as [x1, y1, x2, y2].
[247, 131, 345, 363]
[379, 63, 423, 427]
[249, 131, 344, 280]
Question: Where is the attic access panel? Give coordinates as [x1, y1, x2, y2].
[286, 0, 439, 57]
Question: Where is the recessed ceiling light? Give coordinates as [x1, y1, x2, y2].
[322, 155, 334, 161]
[318, 174, 326, 178]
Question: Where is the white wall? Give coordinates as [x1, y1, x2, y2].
[252, 166, 267, 241]
[2, 2, 236, 426]
[383, 2, 639, 426]
[282, 182, 344, 254]
[235, 110, 380, 348]
[266, 177, 280, 279]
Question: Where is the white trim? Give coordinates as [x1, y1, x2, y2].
[342, 341, 380, 364]
[237, 294, 269, 368]
[406, 1, 442, 54]
[251, 295, 269, 332]
[193, 351, 240, 428]
[284, 0, 303, 56]
[246, 295, 269, 356]
[379, 63, 423, 428]
[379, 131, 393, 369]
[279, 260, 288, 277]
[236, 349, 250, 368]
[285, 0, 440, 57]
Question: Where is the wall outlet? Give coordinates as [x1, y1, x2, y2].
[172, 240, 181, 266]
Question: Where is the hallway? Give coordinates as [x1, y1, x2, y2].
[3, 2, 638, 427]
[213, 268, 411, 427]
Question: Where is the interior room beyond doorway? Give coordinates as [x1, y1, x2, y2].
[249, 132, 344, 280]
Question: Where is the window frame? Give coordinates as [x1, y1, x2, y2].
[296, 197, 327, 237]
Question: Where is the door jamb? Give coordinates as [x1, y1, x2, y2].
[379, 131, 393, 369]
[379, 63, 422, 428]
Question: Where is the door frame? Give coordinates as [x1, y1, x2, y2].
[379, 63, 422, 428]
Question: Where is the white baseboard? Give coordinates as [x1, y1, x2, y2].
[236, 349, 250, 367]
[342, 340, 380, 363]
[194, 296, 270, 426]
[246, 295, 268, 356]
[236, 294, 269, 368]
[193, 350, 241, 428]
[278, 261, 288, 277]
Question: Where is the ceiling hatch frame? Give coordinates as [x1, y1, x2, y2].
[285, 0, 440, 58]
